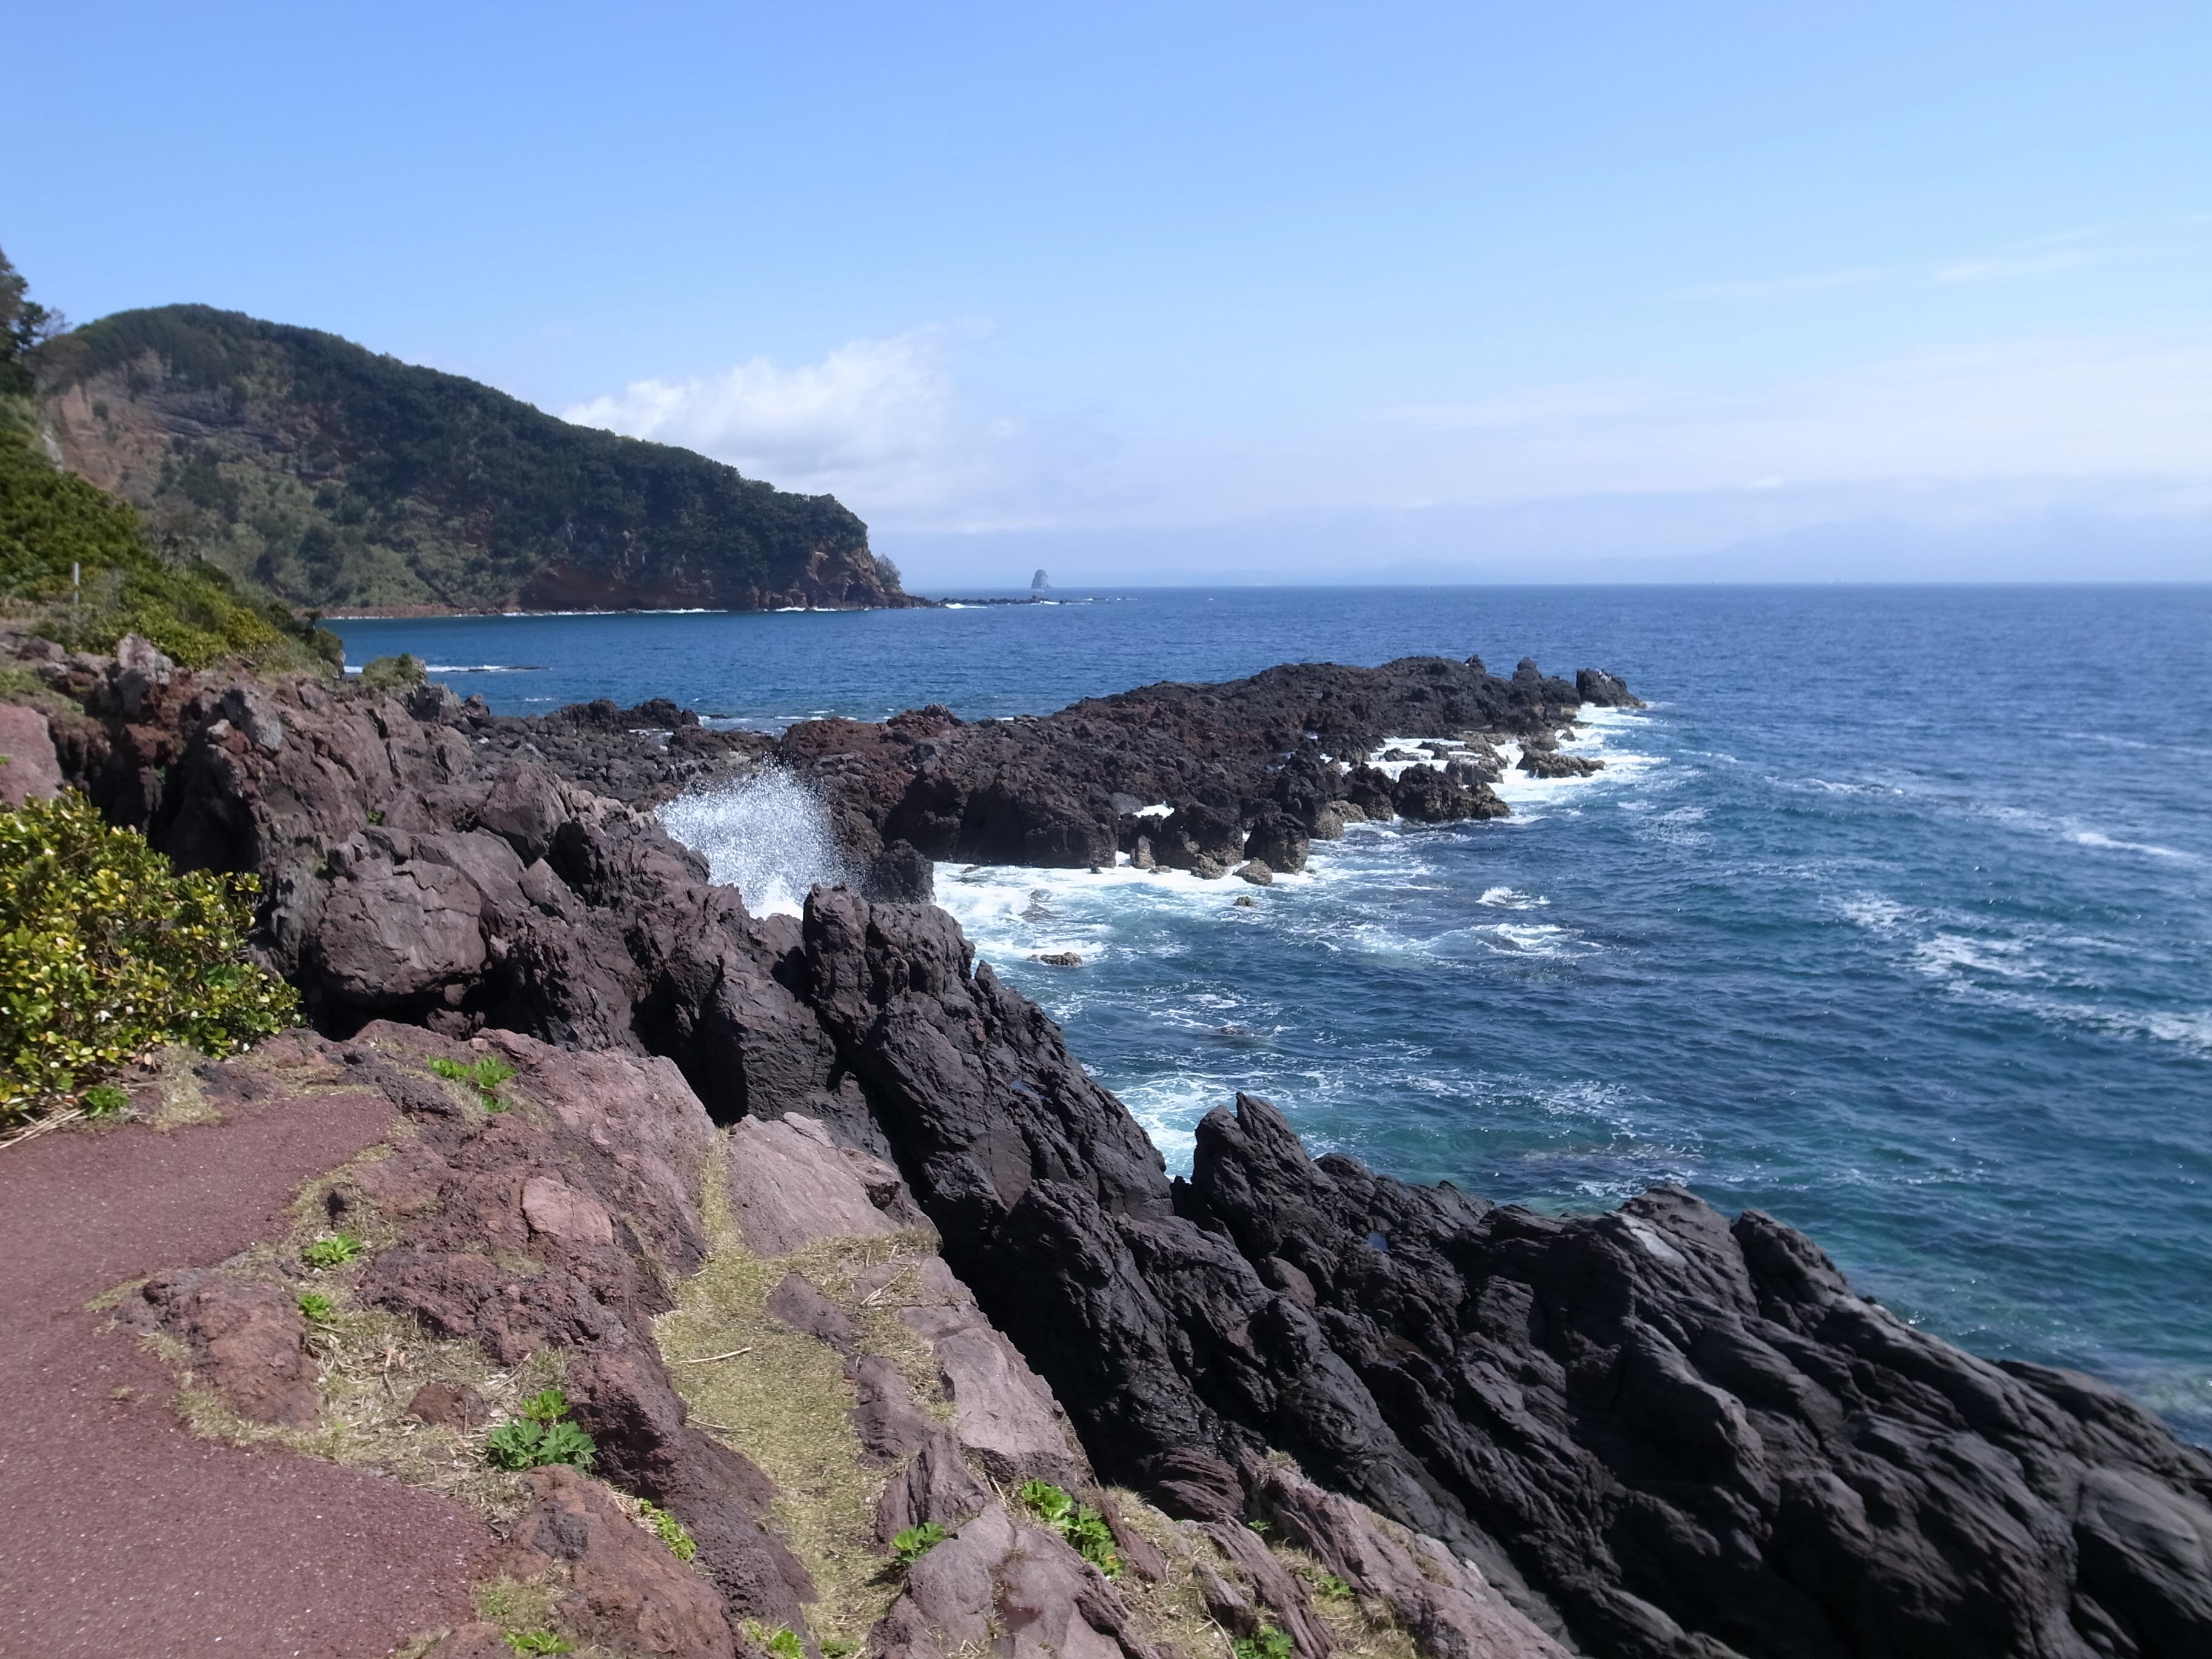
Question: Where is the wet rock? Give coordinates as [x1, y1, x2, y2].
[867, 839, 937, 903]
[1128, 836, 1156, 871]
[1233, 894, 1257, 908]
[1515, 749, 1603, 779]
[1035, 951, 1084, 967]
[1232, 861, 1274, 886]
[1243, 813, 1310, 873]
[1575, 668, 1643, 708]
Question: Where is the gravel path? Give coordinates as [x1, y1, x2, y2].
[0, 1073, 495, 1658]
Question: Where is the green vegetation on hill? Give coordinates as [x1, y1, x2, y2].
[32, 304, 905, 614]
[0, 250, 337, 668]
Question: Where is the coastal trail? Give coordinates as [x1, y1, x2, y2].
[0, 1061, 494, 1658]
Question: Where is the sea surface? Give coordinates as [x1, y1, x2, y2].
[336, 587, 2212, 1439]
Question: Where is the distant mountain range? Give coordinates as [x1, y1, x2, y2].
[31, 306, 918, 614]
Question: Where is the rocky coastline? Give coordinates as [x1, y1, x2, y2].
[4, 630, 2209, 1659]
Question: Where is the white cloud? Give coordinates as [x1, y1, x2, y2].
[564, 329, 972, 509]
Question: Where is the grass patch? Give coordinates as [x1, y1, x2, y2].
[654, 1139, 942, 1651]
[430, 1053, 516, 1111]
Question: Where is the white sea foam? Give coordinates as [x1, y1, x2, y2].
[1477, 886, 1549, 909]
[659, 770, 851, 917]
[2070, 830, 2197, 862]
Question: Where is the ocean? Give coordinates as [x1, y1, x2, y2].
[334, 585, 2212, 1441]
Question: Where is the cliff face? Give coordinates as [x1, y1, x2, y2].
[16, 634, 2211, 1659]
[30, 306, 921, 615]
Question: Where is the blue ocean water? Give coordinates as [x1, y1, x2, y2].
[336, 588, 2212, 1438]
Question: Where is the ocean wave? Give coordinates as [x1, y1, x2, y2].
[1477, 886, 1549, 909]
[2069, 830, 2198, 862]
[659, 769, 850, 917]
[425, 663, 548, 674]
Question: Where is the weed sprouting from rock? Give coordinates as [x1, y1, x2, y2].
[430, 1053, 517, 1111]
[485, 1389, 595, 1471]
[1017, 1479, 1122, 1578]
[301, 1233, 363, 1270]
[892, 1520, 949, 1566]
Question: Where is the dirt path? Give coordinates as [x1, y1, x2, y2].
[0, 1068, 495, 1658]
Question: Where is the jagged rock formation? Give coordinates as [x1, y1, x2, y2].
[30, 305, 924, 614]
[418, 652, 1643, 883]
[10, 635, 2210, 1659]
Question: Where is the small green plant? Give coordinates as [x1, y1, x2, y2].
[1016, 1480, 1121, 1578]
[431, 1053, 518, 1111]
[503, 1633, 574, 1657]
[640, 1501, 696, 1561]
[520, 1387, 569, 1422]
[0, 791, 298, 1123]
[296, 1290, 335, 1324]
[365, 808, 384, 826]
[301, 1233, 363, 1270]
[820, 1641, 858, 1659]
[486, 1390, 595, 1471]
[80, 1082, 130, 1118]
[1232, 1630, 1294, 1659]
[893, 1520, 950, 1565]
[1245, 1518, 1272, 1535]
[743, 1624, 805, 1659]
[1309, 1570, 1354, 1601]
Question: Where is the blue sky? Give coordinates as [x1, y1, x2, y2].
[7, 2, 2209, 580]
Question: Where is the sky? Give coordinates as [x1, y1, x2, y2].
[6, 1, 2210, 583]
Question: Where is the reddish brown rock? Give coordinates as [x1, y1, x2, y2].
[127, 1269, 320, 1430]
[0, 702, 61, 806]
[507, 1464, 738, 1659]
[406, 1381, 492, 1429]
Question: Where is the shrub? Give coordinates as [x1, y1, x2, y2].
[485, 1390, 595, 1472]
[1232, 1631, 1293, 1659]
[1016, 1480, 1121, 1578]
[892, 1520, 949, 1565]
[503, 1633, 574, 1657]
[1309, 1570, 1353, 1601]
[0, 792, 297, 1122]
[358, 652, 426, 692]
[301, 1233, 363, 1270]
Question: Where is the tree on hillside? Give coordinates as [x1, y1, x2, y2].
[0, 246, 67, 366]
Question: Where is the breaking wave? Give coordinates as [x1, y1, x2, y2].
[659, 770, 851, 917]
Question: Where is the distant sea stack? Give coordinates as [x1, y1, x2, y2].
[29, 306, 927, 617]
[1031, 567, 1051, 590]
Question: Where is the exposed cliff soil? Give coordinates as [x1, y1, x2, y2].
[6, 633, 2210, 1659]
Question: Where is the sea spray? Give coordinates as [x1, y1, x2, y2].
[659, 769, 851, 917]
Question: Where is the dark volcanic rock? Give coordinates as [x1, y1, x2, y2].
[1182, 1094, 2212, 1659]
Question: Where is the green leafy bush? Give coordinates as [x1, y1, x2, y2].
[892, 1520, 950, 1564]
[297, 1291, 335, 1324]
[743, 1624, 805, 1659]
[503, 1632, 574, 1657]
[80, 1082, 129, 1118]
[358, 652, 425, 692]
[1232, 1630, 1293, 1659]
[1016, 1480, 1122, 1578]
[1309, 1570, 1354, 1601]
[301, 1233, 363, 1270]
[0, 791, 298, 1121]
[431, 1052, 517, 1111]
[486, 1390, 596, 1471]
